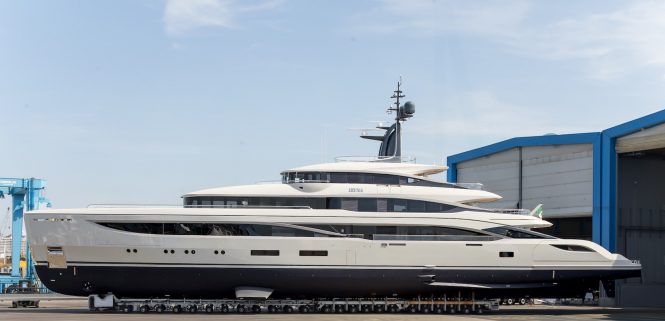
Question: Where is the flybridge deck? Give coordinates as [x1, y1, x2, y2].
[89, 293, 500, 314]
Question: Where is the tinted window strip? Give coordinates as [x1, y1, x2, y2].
[251, 250, 279, 256]
[550, 244, 594, 252]
[184, 196, 464, 213]
[299, 250, 328, 256]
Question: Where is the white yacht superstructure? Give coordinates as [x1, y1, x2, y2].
[25, 83, 640, 300]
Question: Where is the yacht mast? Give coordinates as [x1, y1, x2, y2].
[359, 80, 415, 160]
[388, 80, 406, 157]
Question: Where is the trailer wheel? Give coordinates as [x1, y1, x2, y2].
[421, 305, 431, 313]
[172, 305, 181, 313]
[237, 305, 246, 313]
[188, 305, 197, 313]
[506, 298, 514, 305]
[139, 305, 149, 313]
[519, 298, 527, 305]
[122, 305, 133, 313]
[476, 306, 484, 314]
[349, 305, 358, 313]
[283, 305, 294, 313]
[322, 305, 333, 313]
[299, 305, 310, 313]
[448, 306, 456, 314]
[205, 305, 214, 313]
[388, 304, 399, 313]
[220, 304, 229, 313]
[155, 304, 166, 313]
[252, 305, 261, 313]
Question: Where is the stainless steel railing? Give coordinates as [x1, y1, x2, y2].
[334, 155, 416, 163]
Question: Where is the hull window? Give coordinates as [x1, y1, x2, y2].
[499, 252, 514, 257]
[98, 221, 496, 242]
[251, 250, 279, 256]
[98, 222, 332, 237]
[299, 250, 328, 256]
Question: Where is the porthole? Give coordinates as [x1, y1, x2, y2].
[191, 250, 196, 254]
[214, 250, 219, 255]
[184, 250, 189, 254]
[170, 250, 175, 254]
[132, 249, 137, 253]
[163, 249, 168, 254]
[221, 250, 225, 255]
[126, 249, 130, 253]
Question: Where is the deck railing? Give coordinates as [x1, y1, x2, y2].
[334, 155, 416, 163]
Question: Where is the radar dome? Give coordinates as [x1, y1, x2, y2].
[404, 101, 415, 115]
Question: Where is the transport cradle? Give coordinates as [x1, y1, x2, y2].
[89, 292, 500, 314]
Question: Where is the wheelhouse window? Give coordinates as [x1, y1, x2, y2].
[281, 171, 464, 188]
[185, 196, 324, 209]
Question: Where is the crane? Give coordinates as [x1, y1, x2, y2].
[0, 177, 50, 294]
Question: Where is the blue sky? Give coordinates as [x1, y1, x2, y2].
[2, 0, 665, 211]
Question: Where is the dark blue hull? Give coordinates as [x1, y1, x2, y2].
[34, 262, 640, 299]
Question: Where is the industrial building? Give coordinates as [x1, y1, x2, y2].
[447, 109, 665, 308]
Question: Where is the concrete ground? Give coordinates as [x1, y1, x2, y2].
[0, 300, 664, 321]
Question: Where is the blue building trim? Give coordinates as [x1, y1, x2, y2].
[447, 132, 602, 246]
[447, 133, 600, 189]
[446, 132, 600, 169]
[597, 109, 665, 251]
[446, 109, 665, 252]
[592, 134, 602, 246]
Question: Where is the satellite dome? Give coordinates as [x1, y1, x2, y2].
[403, 101, 415, 115]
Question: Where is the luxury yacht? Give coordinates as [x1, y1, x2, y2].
[25, 83, 640, 300]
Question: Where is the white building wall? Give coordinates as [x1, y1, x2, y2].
[521, 145, 593, 218]
[456, 144, 593, 218]
[457, 148, 519, 209]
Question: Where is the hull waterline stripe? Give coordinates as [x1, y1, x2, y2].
[33, 261, 640, 271]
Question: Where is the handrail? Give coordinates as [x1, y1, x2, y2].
[334, 155, 416, 163]
[87, 204, 182, 208]
[87, 204, 312, 209]
[284, 179, 330, 184]
[255, 180, 282, 185]
[487, 208, 532, 215]
[372, 234, 500, 241]
[452, 182, 484, 190]
[184, 205, 312, 209]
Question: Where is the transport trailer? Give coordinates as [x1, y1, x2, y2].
[89, 293, 499, 314]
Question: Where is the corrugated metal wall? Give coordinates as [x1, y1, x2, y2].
[617, 153, 665, 307]
[456, 148, 520, 209]
[457, 144, 593, 218]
